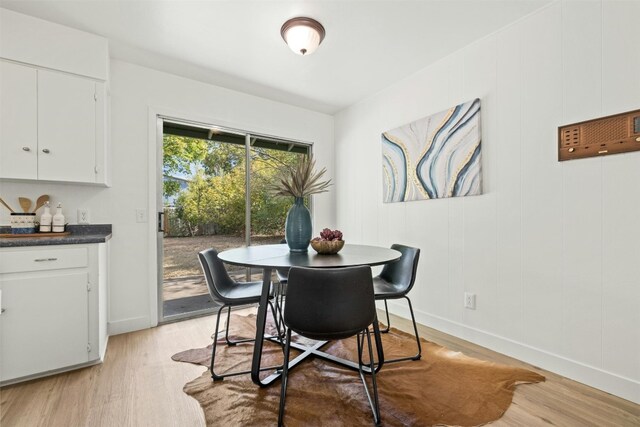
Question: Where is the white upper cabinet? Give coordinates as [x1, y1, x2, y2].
[0, 60, 37, 179]
[0, 8, 110, 185]
[0, 62, 107, 184]
[38, 70, 99, 183]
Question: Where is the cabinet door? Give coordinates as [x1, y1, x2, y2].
[37, 70, 96, 183]
[0, 272, 89, 382]
[0, 61, 38, 179]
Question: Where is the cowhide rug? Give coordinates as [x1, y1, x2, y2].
[173, 312, 544, 426]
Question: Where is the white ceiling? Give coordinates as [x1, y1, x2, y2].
[0, 1, 552, 114]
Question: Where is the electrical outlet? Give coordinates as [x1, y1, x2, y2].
[464, 292, 476, 310]
[136, 209, 147, 223]
[77, 208, 90, 224]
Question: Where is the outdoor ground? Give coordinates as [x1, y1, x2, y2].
[163, 234, 283, 279]
[162, 235, 283, 305]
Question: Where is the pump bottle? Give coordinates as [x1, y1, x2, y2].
[39, 201, 52, 233]
[52, 203, 65, 233]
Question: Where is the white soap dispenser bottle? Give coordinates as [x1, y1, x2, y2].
[52, 203, 65, 233]
[39, 201, 52, 233]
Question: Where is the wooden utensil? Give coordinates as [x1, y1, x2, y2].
[32, 195, 50, 213]
[18, 197, 32, 213]
[0, 197, 14, 213]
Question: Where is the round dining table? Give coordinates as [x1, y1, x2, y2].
[218, 243, 401, 387]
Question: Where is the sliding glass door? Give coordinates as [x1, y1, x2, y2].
[157, 118, 310, 322]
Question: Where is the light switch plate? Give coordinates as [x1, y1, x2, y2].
[136, 209, 147, 223]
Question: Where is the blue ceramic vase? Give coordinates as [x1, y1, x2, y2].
[285, 197, 312, 253]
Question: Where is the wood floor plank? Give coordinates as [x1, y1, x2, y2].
[1, 308, 638, 426]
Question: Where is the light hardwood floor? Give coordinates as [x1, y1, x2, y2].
[1, 309, 638, 426]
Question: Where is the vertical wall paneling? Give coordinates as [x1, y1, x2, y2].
[519, 5, 564, 354]
[447, 197, 465, 323]
[494, 22, 523, 341]
[460, 35, 498, 331]
[446, 53, 466, 324]
[601, 156, 640, 381]
[560, 0, 603, 368]
[599, 0, 640, 382]
[601, 1, 640, 114]
[360, 111, 380, 244]
[334, 1, 639, 401]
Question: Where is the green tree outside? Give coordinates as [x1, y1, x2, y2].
[164, 135, 304, 237]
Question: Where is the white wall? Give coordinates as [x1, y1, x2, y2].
[1, 59, 335, 335]
[334, 1, 639, 403]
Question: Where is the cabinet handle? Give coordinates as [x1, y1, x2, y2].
[22, 146, 31, 152]
[42, 148, 51, 154]
[1, 308, 5, 314]
[34, 257, 58, 262]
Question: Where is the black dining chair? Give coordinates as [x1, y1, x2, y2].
[278, 266, 383, 426]
[373, 244, 421, 364]
[198, 248, 282, 381]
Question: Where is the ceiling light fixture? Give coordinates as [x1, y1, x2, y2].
[280, 17, 325, 56]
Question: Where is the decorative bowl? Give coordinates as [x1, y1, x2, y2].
[310, 239, 345, 255]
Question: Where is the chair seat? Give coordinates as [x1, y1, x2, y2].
[373, 276, 407, 299]
[217, 280, 273, 305]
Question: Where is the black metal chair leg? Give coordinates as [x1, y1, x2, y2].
[358, 328, 381, 425]
[278, 329, 293, 426]
[380, 299, 391, 333]
[224, 306, 236, 346]
[367, 329, 382, 425]
[406, 296, 421, 360]
[223, 300, 284, 346]
[276, 285, 286, 337]
[358, 320, 384, 374]
[268, 301, 286, 352]
[381, 296, 422, 364]
[372, 320, 384, 373]
[211, 303, 284, 381]
[272, 285, 282, 332]
[210, 304, 227, 381]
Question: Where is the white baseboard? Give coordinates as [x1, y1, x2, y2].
[384, 300, 640, 404]
[108, 316, 152, 336]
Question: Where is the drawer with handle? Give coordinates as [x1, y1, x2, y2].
[0, 247, 88, 274]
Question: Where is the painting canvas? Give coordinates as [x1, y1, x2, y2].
[381, 98, 482, 203]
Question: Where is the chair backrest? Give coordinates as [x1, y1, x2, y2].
[284, 266, 377, 341]
[379, 244, 420, 294]
[198, 248, 237, 302]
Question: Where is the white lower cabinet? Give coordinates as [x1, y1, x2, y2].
[0, 244, 108, 383]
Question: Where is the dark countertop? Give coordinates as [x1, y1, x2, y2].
[0, 224, 112, 248]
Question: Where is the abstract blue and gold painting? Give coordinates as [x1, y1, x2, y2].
[381, 98, 482, 202]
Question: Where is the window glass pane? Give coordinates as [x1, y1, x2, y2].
[162, 130, 246, 316]
[248, 145, 309, 281]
